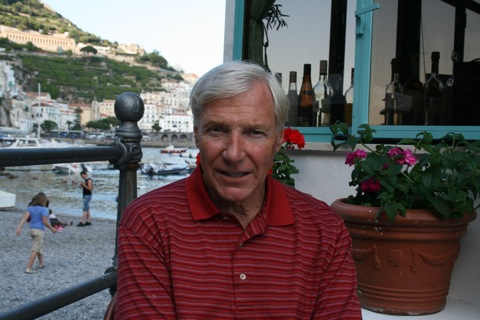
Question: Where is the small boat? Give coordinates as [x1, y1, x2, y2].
[140, 162, 192, 176]
[156, 165, 189, 176]
[179, 148, 199, 159]
[1, 137, 73, 148]
[52, 163, 92, 175]
[160, 144, 187, 154]
[0, 190, 16, 208]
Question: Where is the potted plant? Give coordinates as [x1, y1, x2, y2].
[329, 122, 479, 315]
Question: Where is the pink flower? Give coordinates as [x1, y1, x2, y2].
[345, 150, 367, 166]
[360, 178, 381, 193]
[403, 149, 416, 166]
[387, 147, 417, 166]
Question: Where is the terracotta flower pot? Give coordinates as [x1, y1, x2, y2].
[331, 198, 476, 315]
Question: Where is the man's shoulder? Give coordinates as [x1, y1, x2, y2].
[282, 184, 330, 210]
[119, 178, 190, 231]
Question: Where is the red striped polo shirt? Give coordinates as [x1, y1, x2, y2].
[116, 168, 361, 319]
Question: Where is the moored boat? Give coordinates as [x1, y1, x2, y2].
[160, 144, 187, 154]
[52, 163, 92, 175]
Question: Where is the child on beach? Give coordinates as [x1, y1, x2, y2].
[16, 192, 57, 274]
[49, 210, 73, 230]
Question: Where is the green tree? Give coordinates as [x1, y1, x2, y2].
[80, 45, 98, 55]
[86, 120, 110, 130]
[102, 116, 120, 128]
[151, 122, 161, 132]
[40, 120, 58, 133]
[66, 120, 73, 130]
[72, 107, 83, 130]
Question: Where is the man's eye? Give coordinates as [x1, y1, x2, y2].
[250, 130, 265, 136]
[209, 127, 224, 133]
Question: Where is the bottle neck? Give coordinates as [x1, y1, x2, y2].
[431, 60, 439, 75]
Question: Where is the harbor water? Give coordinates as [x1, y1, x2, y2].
[1, 147, 197, 221]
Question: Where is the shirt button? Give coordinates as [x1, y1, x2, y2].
[240, 273, 247, 280]
[222, 216, 230, 221]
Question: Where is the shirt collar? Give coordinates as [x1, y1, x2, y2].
[186, 167, 294, 226]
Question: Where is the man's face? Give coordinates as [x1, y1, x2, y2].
[194, 81, 283, 207]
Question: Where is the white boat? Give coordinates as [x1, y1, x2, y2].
[52, 163, 92, 175]
[1, 137, 73, 148]
[0, 190, 16, 208]
[140, 162, 193, 176]
[160, 144, 187, 154]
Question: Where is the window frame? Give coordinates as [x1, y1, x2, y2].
[231, 0, 480, 143]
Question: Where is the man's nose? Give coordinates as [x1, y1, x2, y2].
[223, 132, 245, 162]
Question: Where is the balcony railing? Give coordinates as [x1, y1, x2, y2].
[0, 92, 144, 320]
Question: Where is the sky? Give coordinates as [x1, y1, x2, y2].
[40, 0, 226, 77]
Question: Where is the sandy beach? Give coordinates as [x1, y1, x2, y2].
[0, 207, 117, 319]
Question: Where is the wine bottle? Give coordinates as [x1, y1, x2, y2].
[384, 58, 404, 125]
[424, 51, 445, 125]
[286, 71, 298, 126]
[313, 60, 333, 126]
[344, 68, 354, 126]
[297, 64, 314, 126]
[403, 55, 424, 125]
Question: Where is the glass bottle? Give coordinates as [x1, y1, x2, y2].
[344, 68, 354, 126]
[313, 60, 333, 126]
[424, 51, 445, 125]
[384, 58, 404, 125]
[297, 64, 314, 126]
[286, 71, 298, 126]
[403, 55, 424, 125]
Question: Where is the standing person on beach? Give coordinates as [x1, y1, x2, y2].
[16, 192, 57, 274]
[116, 61, 361, 319]
[77, 170, 93, 227]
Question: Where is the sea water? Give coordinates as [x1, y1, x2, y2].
[1, 147, 197, 221]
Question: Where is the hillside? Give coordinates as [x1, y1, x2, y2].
[0, 0, 113, 46]
[0, 0, 182, 102]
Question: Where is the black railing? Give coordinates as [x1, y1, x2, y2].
[0, 92, 145, 320]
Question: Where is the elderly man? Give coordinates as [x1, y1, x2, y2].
[116, 61, 361, 319]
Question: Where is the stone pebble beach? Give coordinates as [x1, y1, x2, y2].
[0, 207, 117, 319]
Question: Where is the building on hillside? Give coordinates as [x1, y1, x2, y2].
[117, 43, 145, 55]
[138, 103, 159, 131]
[68, 103, 93, 126]
[10, 96, 34, 132]
[97, 99, 116, 118]
[76, 43, 112, 56]
[25, 91, 52, 102]
[159, 113, 193, 133]
[0, 26, 76, 53]
[181, 73, 199, 85]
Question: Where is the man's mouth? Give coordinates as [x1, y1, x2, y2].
[223, 171, 248, 177]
